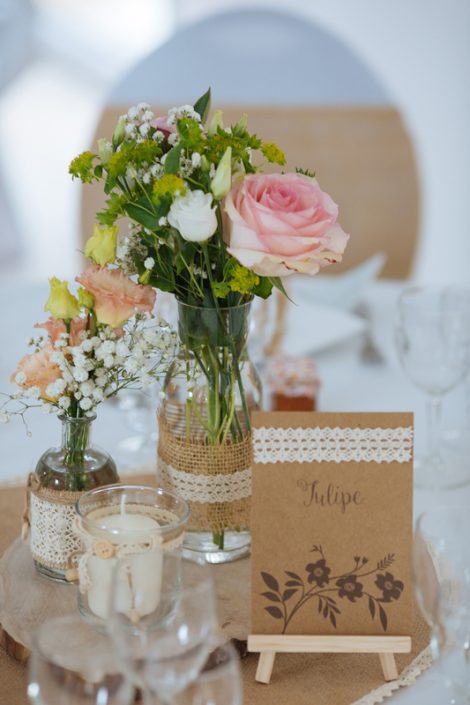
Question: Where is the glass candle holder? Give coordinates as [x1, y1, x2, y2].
[75, 485, 190, 624]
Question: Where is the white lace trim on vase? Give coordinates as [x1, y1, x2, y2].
[30, 493, 83, 570]
[351, 646, 432, 705]
[159, 460, 252, 503]
[253, 426, 413, 465]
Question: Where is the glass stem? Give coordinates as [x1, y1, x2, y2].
[426, 393, 443, 464]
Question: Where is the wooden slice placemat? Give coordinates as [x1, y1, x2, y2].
[0, 474, 430, 705]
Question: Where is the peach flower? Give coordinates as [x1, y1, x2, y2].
[225, 173, 349, 277]
[75, 266, 156, 328]
[12, 345, 62, 400]
[35, 317, 91, 347]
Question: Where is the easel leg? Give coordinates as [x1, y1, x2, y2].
[255, 652, 276, 684]
[379, 653, 398, 681]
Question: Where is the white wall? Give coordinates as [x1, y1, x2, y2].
[177, 0, 470, 285]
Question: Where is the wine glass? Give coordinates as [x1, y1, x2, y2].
[27, 614, 133, 705]
[414, 507, 470, 702]
[172, 640, 243, 705]
[395, 285, 470, 489]
[108, 551, 217, 705]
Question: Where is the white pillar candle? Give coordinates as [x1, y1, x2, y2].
[85, 510, 163, 621]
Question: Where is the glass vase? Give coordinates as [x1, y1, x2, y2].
[28, 413, 119, 582]
[157, 300, 262, 564]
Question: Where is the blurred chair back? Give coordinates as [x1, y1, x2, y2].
[82, 8, 420, 279]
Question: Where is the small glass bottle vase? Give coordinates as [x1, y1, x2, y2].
[28, 414, 119, 582]
[157, 301, 262, 564]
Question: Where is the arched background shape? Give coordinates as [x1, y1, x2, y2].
[83, 8, 420, 279]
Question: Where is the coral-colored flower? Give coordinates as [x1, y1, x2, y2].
[35, 317, 91, 347]
[12, 345, 62, 400]
[225, 173, 349, 277]
[75, 266, 156, 328]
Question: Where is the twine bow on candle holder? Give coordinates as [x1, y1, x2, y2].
[70, 512, 184, 593]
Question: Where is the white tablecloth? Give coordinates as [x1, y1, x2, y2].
[0, 279, 467, 703]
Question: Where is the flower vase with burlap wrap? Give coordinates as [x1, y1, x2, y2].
[158, 301, 261, 563]
[24, 413, 119, 582]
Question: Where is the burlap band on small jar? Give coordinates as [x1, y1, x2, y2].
[158, 417, 252, 534]
[24, 473, 83, 571]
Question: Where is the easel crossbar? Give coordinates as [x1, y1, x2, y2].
[248, 634, 412, 654]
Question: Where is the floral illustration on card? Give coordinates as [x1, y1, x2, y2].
[260, 545, 404, 634]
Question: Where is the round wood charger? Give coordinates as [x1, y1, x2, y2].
[0, 537, 251, 664]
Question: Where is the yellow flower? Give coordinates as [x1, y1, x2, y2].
[44, 278, 80, 321]
[226, 259, 259, 295]
[152, 174, 186, 202]
[84, 224, 118, 266]
[261, 142, 286, 166]
[211, 146, 232, 200]
[77, 287, 95, 310]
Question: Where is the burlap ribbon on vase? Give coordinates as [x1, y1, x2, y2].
[158, 416, 252, 534]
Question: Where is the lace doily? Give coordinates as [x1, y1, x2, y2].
[253, 426, 413, 465]
[159, 459, 252, 503]
[30, 493, 83, 570]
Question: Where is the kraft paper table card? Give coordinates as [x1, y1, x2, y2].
[250, 411, 413, 641]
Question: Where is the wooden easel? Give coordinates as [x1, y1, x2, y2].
[247, 634, 412, 684]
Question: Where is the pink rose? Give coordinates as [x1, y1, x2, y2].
[75, 266, 156, 328]
[225, 173, 349, 277]
[35, 317, 91, 347]
[150, 116, 175, 136]
[12, 345, 62, 400]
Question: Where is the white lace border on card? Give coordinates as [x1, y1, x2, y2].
[253, 426, 413, 464]
[159, 460, 252, 503]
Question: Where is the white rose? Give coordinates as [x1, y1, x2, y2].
[168, 190, 217, 243]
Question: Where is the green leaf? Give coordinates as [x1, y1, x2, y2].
[253, 277, 273, 299]
[295, 166, 316, 178]
[149, 275, 175, 293]
[193, 87, 211, 123]
[164, 144, 182, 174]
[269, 276, 295, 303]
[212, 281, 231, 299]
[123, 202, 159, 230]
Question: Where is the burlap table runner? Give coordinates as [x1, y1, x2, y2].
[0, 474, 430, 705]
